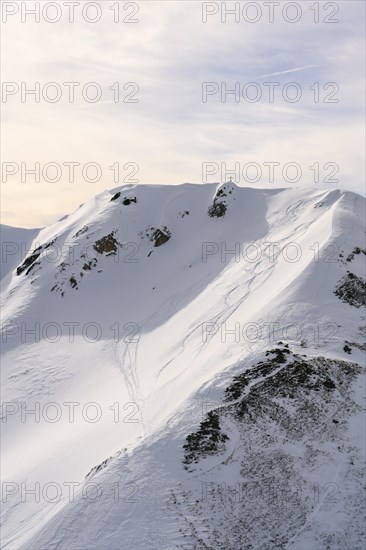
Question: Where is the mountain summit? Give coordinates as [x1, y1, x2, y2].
[1, 183, 365, 549]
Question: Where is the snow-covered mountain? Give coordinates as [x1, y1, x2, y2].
[1, 183, 365, 549]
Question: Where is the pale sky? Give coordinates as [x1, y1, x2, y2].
[1, 0, 365, 228]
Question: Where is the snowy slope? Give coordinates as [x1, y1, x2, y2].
[1, 183, 365, 549]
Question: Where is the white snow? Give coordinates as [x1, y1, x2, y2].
[1, 183, 365, 549]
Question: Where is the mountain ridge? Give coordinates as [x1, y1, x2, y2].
[1, 183, 365, 549]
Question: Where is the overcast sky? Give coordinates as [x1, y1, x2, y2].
[1, 0, 365, 227]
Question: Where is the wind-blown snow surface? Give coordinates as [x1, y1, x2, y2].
[1, 183, 365, 549]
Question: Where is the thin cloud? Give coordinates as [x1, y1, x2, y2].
[258, 65, 320, 78]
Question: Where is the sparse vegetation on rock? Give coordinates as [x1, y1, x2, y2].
[93, 232, 120, 256]
[110, 192, 121, 201]
[69, 275, 78, 289]
[208, 184, 235, 218]
[344, 340, 366, 353]
[110, 192, 137, 205]
[334, 272, 366, 308]
[122, 196, 137, 205]
[343, 344, 352, 354]
[82, 258, 98, 271]
[208, 201, 227, 218]
[180, 347, 364, 549]
[185, 347, 362, 466]
[151, 228, 171, 247]
[346, 247, 366, 263]
[16, 241, 54, 276]
[183, 410, 229, 465]
[140, 226, 172, 247]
